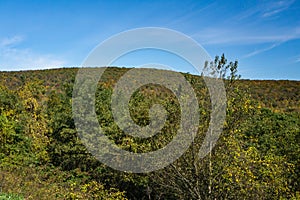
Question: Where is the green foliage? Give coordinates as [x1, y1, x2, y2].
[243, 108, 300, 194]
[238, 80, 300, 113]
[0, 59, 299, 199]
[0, 193, 23, 200]
[149, 55, 299, 199]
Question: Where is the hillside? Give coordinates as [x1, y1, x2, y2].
[0, 67, 299, 199]
[1, 67, 299, 112]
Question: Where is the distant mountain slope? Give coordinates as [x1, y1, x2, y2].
[0, 67, 299, 112]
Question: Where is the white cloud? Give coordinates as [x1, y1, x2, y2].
[0, 35, 24, 47]
[0, 36, 65, 71]
[167, 2, 216, 27]
[234, 0, 295, 19]
[262, 0, 295, 18]
[242, 27, 300, 58]
[200, 0, 297, 45]
[243, 43, 282, 58]
[190, 26, 300, 60]
[193, 26, 300, 46]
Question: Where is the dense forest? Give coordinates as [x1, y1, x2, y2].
[0, 57, 299, 199]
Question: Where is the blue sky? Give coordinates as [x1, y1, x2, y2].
[0, 0, 299, 80]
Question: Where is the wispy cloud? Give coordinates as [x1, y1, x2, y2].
[236, 0, 295, 20]
[262, 0, 295, 18]
[0, 36, 65, 71]
[191, 2, 300, 58]
[242, 26, 300, 58]
[193, 26, 300, 46]
[0, 35, 24, 47]
[167, 2, 217, 27]
[243, 42, 282, 58]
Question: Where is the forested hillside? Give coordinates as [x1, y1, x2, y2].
[0, 65, 299, 199]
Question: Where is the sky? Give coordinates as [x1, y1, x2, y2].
[0, 0, 299, 80]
